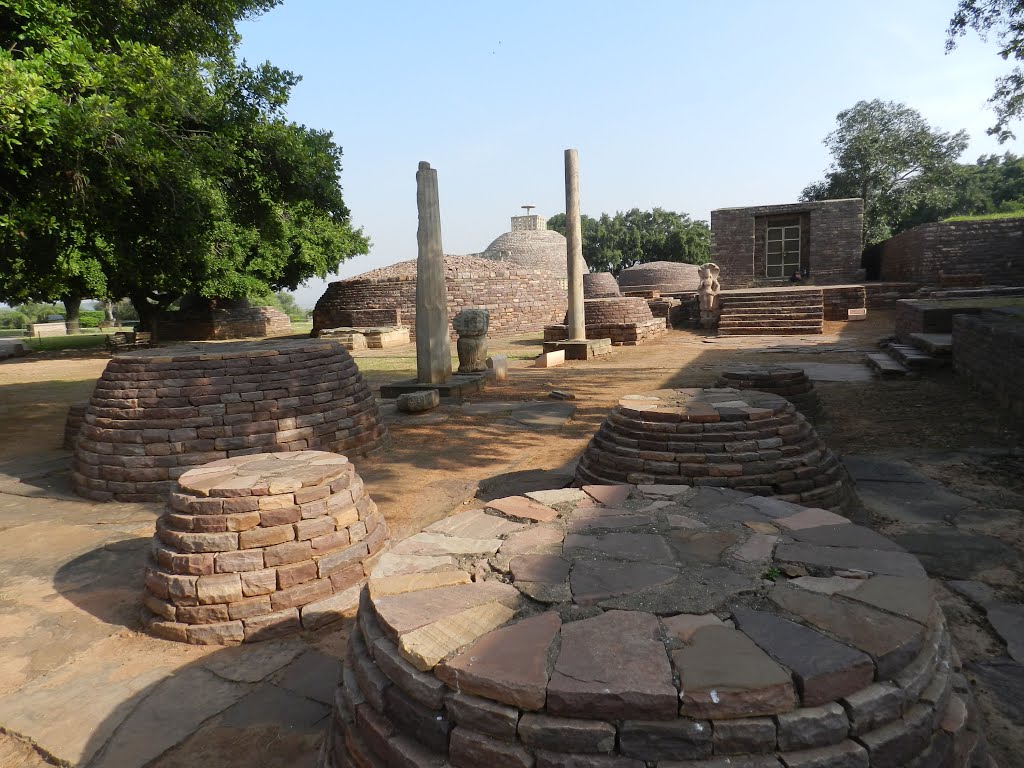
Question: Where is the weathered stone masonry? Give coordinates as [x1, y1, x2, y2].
[711, 199, 864, 287]
[880, 218, 1024, 286]
[313, 256, 568, 340]
[953, 308, 1024, 418]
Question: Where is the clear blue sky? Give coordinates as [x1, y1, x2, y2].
[235, 0, 1021, 308]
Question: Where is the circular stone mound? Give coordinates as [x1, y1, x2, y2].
[563, 297, 655, 326]
[72, 339, 387, 502]
[717, 364, 821, 420]
[583, 272, 621, 298]
[143, 450, 389, 644]
[321, 484, 981, 768]
[576, 388, 849, 511]
[482, 228, 571, 275]
[618, 260, 700, 293]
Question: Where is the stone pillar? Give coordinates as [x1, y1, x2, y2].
[415, 161, 452, 384]
[564, 149, 585, 341]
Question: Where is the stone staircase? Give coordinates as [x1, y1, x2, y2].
[716, 289, 824, 336]
[865, 332, 952, 377]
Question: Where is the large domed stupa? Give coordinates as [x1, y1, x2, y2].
[312, 212, 572, 339]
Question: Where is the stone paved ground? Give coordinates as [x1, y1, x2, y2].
[0, 314, 1021, 765]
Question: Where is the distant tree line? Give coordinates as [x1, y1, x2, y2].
[546, 208, 711, 275]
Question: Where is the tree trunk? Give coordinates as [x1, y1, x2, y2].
[62, 295, 82, 335]
[130, 292, 157, 333]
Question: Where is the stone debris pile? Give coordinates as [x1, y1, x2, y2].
[576, 387, 849, 511]
[320, 483, 984, 768]
[143, 450, 388, 644]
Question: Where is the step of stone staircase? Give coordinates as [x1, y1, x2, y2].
[884, 343, 949, 370]
[719, 298, 824, 310]
[865, 352, 910, 377]
[719, 305, 825, 317]
[719, 317, 824, 328]
[718, 324, 824, 336]
[908, 333, 953, 356]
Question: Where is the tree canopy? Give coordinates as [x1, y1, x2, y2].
[0, 0, 368, 329]
[547, 208, 710, 275]
[801, 100, 969, 244]
[948, 0, 1024, 142]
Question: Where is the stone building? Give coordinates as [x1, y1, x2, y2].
[313, 213, 573, 339]
[711, 199, 864, 287]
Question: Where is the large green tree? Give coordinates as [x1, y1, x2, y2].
[801, 100, 969, 244]
[948, 0, 1024, 142]
[0, 0, 368, 331]
[547, 208, 710, 275]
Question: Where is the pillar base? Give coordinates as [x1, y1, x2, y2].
[542, 338, 613, 360]
[379, 373, 488, 400]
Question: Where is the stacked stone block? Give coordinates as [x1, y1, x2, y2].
[320, 484, 983, 768]
[582, 272, 621, 298]
[717, 364, 821, 420]
[156, 305, 291, 342]
[63, 400, 88, 449]
[143, 450, 389, 644]
[880, 218, 1024, 285]
[617, 260, 700, 294]
[313, 256, 568, 341]
[953, 308, 1024, 418]
[72, 339, 387, 502]
[576, 387, 850, 511]
[821, 285, 867, 320]
[545, 297, 669, 346]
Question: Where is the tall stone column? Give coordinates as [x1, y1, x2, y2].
[564, 149, 585, 340]
[415, 161, 452, 384]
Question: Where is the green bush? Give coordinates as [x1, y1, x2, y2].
[0, 309, 28, 329]
[78, 309, 105, 328]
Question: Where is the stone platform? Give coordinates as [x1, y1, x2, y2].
[379, 373, 488, 400]
[143, 450, 388, 644]
[575, 388, 850, 511]
[541, 338, 613, 360]
[716, 365, 821, 420]
[320, 484, 983, 768]
[71, 339, 387, 502]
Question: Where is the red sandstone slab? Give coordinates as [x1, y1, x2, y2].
[674, 625, 797, 718]
[547, 610, 677, 720]
[570, 560, 678, 605]
[425, 508, 527, 539]
[770, 584, 925, 679]
[732, 607, 874, 707]
[436, 611, 561, 710]
[581, 484, 632, 506]
[841, 575, 934, 624]
[498, 526, 565, 557]
[563, 532, 674, 562]
[486, 496, 559, 522]
[373, 581, 520, 640]
[510, 555, 571, 583]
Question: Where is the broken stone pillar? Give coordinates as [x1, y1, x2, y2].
[453, 308, 489, 373]
[415, 161, 452, 384]
[565, 149, 585, 341]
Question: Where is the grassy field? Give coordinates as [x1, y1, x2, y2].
[943, 210, 1024, 222]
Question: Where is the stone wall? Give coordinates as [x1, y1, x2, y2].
[711, 199, 864, 288]
[313, 256, 567, 340]
[156, 305, 291, 342]
[821, 286, 866, 321]
[953, 309, 1024, 418]
[880, 218, 1024, 285]
[567, 297, 655, 325]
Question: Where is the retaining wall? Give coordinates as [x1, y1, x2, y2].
[880, 219, 1024, 285]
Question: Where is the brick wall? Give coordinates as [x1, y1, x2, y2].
[820, 286, 866, 321]
[880, 219, 1024, 285]
[953, 309, 1024, 418]
[711, 199, 864, 288]
[156, 306, 291, 342]
[312, 256, 567, 340]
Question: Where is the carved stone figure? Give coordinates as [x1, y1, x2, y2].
[698, 262, 721, 328]
[453, 308, 489, 373]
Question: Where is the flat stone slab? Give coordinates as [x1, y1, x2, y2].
[486, 496, 559, 523]
[890, 530, 1021, 580]
[790, 362, 873, 382]
[985, 603, 1024, 663]
[525, 488, 588, 506]
[548, 610, 677, 720]
[373, 581, 520, 640]
[436, 612, 562, 710]
[774, 542, 926, 578]
[509, 554, 571, 584]
[674, 625, 797, 718]
[844, 455, 976, 524]
[424, 509, 527, 539]
[564, 532, 674, 562]
[510, 402, 577, 430]
[569, 560, 678, 605]
[389, 531, 503, 556]
[733, 607, 875, 707]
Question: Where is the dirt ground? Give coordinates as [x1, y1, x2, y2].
[0, 313, 1021, 766]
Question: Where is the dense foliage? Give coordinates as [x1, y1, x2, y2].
[0, 0, 368, 330]
[948, 0, 1024, 142]
[547, 208, 710, 275]
[801, 100, 970, 244]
